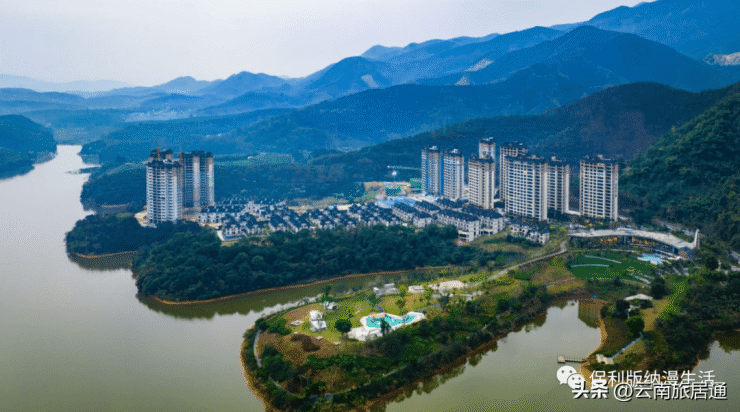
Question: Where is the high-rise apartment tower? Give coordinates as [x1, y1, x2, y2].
[443, 149, 465, 200]
[468, 155, 496, 209]
[504, 154, 548, 221]
[421, 146, 443, 196]
[499, 142, 528, 202]
[546, 157, 570, 215]
[580, 155, 618, 221]
[146, 149, 183, 225]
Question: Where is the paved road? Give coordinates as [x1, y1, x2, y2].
[489, 240, 569, 281]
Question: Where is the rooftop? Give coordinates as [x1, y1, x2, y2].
[570, 227, 696, 250]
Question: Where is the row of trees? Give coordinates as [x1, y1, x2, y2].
[134, 224, 494, 301]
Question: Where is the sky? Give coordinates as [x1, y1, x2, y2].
[0, 0, 649, 87]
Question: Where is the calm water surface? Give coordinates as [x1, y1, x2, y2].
[1, 146, 738, 411]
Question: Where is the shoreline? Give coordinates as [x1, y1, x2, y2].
[145, 265, 451, 306]
[72, 250, 137, 259]
[240, 339, 271, 412]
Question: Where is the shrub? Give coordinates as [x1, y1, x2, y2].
[290, 333, 321, 351]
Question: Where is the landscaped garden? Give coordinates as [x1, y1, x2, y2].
[568, 251, 658, 282]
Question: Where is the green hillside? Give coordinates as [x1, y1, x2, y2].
[0, 115, 56, 178]
[621, 89, 740, 248]
[311, 82, 736, 184]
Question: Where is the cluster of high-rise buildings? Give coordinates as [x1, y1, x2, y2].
[421, 138, 619, 222]
[145, 148, 215, 225]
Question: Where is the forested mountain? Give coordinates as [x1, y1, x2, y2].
[81, 65, 595, 163]
[360, 33, 499, 61]
[359, 27, 563, 83]
[80, 108, 295, 164]
[197, 72, 288, 99]
[554, 0, 740, 61]
[621, 88, 740, 249]
[81, 82, 738, 205]
[226, 66, 591, 154]
[421, 26, 740, 92]
[0, 115, 56, 178]
[307, 81, 738, 184]
[195, 92, 310, 117]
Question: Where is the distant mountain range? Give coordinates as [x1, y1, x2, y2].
[2, 0, 739, 160]
[422, 25, 739, 92]
[553, 0, 740, 61]
[0, 74, 130, 93]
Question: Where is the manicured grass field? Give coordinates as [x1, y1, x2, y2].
[568, 252, 656, 281]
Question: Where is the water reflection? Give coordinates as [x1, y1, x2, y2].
[136, 293, 321, 320]
[717, 331, 740, 353]
[67, 252, 134, 271]
[577, 300, 601, 329]
[134, 272, 413, 319]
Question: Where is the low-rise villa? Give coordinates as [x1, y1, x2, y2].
[309, 310, 327, 332]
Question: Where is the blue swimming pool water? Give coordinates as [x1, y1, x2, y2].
[639, 254, 664, 265]
[366, 314, 415, 328]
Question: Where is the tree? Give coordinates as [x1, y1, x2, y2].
[614, 299, 630, 319]
[423, 289, 434, 305]
[438, 294, 451, 311]
[380, 319, 390, 336]
[396, 298, 406, 314]
[335, 319, 352, 337]
[626, 316, 645, 337]
[399, 285, 408, 298]
[651, 282, 668, 299]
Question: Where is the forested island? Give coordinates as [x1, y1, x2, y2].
[243, 278, 554, 412]
[0, 115, 56, 179]
[133, 224, 495, 302]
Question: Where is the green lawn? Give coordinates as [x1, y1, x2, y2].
[568, 253, 657, 281]
[659, 277, 690, 320]
[597, 316, 633, 356]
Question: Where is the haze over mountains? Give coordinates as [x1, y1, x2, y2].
[2, 0, 739, 160]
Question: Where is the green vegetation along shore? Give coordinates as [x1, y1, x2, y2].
[133, 224, 495, 302]
[65, 213, 201, 256]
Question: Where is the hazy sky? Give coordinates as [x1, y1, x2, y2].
[0, 0, 649, 86]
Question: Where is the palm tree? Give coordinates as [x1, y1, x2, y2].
[380, 319, 390, 337]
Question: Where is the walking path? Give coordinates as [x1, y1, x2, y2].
[610, 335, 642, 360]
[489, 240, 569, 281]
[583, 255, 622, 264]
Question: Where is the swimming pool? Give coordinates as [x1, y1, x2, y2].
[638, 254, 664, 265]
[366, 314, 415, 328]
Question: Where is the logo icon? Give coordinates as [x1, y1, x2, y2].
[567, 373, 586, 389]
[556, 365, 578, 385]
